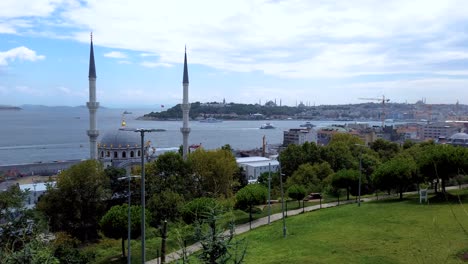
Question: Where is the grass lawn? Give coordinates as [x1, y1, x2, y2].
[237, 189, 468, 264]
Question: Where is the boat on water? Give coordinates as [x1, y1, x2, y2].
[260, 123, 275, 129]
[200, 117, 223, 123]
[123, 110, 132, 114]
[299, 121, 315, 128]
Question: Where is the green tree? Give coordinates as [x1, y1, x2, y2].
[148, 190, 185, 225]
[235, 184, 267, 210]
[182, 197, 219, 224]
[418, 144, 468, 193]
[100, 204, 146, 258]
[370, 138, 400, 162]
[330, 169, 361, 200]
[189, 148, 238, 198]
[321, 142, 357, 172]
[194, 206, 246, 264]
[37, 160, 110, 242]
[146, 152, 193, 199]
[372, 154, 419, 199]
[279, 144, 306, 178]
[287, 184, 307, 207]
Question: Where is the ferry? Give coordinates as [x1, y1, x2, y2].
[260, 123, 275, 129]
[200, 117, 223, 123]
[299, 121, 315, 128]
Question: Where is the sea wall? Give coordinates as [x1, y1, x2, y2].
[0, 160, 83, 176]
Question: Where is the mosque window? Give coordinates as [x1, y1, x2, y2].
[114, 151, 118, 158]
[137, 150, 141, 157]
[101, 151, 104, 158]
[130, 151, 134, 158]
[122, 151, 127, 158]
[106, 151, 110, 157]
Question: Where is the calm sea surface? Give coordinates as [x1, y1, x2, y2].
[0, 108, 378, 165]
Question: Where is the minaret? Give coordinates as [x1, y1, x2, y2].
[87, 33, 99, 160]
[180, 46, 191, 159]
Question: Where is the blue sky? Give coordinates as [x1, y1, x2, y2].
[1, 0, 468, 108]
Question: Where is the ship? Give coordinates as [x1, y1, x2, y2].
[299, 121, 315, 128]
[200, 117, 223, 123]
[260, 123, 275, 129]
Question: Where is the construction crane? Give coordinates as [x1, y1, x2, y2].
[358, 95, 390, 127]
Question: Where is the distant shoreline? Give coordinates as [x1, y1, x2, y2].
[0, 106, 22, 111]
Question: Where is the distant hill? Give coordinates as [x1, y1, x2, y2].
[0, 105, 22, 111]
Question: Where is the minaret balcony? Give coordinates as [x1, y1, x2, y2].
[87, 130, 100, 138]
[180, 127, 191, 133]
[87, 102, 100, 109]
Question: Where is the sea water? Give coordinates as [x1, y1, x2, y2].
[0, 107, 375, 165]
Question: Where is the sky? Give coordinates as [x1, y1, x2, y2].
[1, 0, 468, 108]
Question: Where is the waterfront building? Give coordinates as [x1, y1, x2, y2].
[87, 33, 99, 160]
[283, 128, 317, 146]
[236, 157, 279, 183]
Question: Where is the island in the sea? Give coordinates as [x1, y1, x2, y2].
[0, 105, 22, 111]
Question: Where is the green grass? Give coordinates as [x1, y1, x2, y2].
[237, 189, 468, 264]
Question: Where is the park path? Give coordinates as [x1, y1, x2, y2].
[147, 197, 374, 264]
[147, 184, 467, 264]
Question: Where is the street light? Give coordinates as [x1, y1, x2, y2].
[268, 163, 271, 225]
[120, 127, 158, 264]
[279, 165, 286, 238]
[118, 175, 140, 264]
[354, 144, 367, 207]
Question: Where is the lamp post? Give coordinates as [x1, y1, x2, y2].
[268, 163, 271, 225]
[279, 165, 286, 238]
[118, 175, 140, 264]
[120, 127, 158, 264]
[354, 144, 367, 207]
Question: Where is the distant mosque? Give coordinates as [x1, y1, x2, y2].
[86, 34, 191, 168]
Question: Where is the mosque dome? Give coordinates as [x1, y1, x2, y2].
[99, 130, 141, 148]
[449, 132, 468, 140]
[447, 132, 468, 146]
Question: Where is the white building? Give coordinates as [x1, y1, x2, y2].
[283, 128, 317, 146]
[236, 157, 279, 183]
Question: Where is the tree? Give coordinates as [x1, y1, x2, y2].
[330, 169, 360, 200]
[235, 184, 267, 210]
[372, 154, 419, 199]
[146, 152, 193, 199]
[100, 204, 147, 258]
[370, 138, 400, 162]
[189, 149, 238, 198]
[0, 185, 37, 253]
[194, 206, 246, 264]
[287, 162, 333, 192]
[321, 142, 357, 172]
[418, 144, 468, 193]
[37, 160, 110, 242]
[279, 144, 306, 178]
[148, 190, 185, 225]
[287, 184, 307, 207]
[181, 197, 219, 224]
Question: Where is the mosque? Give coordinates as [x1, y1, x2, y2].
[86, 34, 191, 170]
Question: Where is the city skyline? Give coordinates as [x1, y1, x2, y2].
[1, 0, 468, 107]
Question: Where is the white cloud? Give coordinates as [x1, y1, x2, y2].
[140, 61, 173, 68]
[104, 51, 127, 59]
[15, 85, 43, 96]
[0, 46, 45, 66]
[118, 60, 131, 64]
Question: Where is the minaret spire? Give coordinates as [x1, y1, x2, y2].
[87, 32, 99, 160]
[180, 46, 191, 159]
